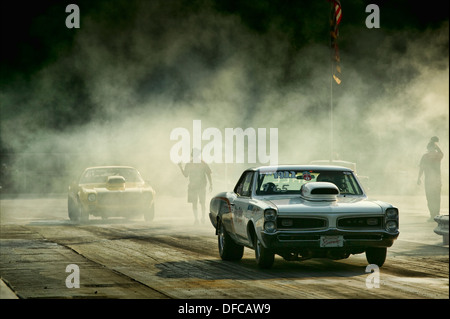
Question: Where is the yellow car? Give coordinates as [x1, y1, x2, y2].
[68, 166, 155, 222]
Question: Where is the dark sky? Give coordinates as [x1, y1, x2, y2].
[2, 0, 448, 82]
[1, 0, 448, 128]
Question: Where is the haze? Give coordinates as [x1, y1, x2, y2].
[1, 0, 448, 200]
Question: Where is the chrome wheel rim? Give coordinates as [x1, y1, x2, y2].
[255, 238, 261, 260]
[218, 224, 224, 254]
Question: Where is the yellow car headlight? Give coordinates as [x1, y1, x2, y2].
[87, 193, 97, 202]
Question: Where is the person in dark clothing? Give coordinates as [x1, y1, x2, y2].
[178, 149, 212, 224]
[417, 137, 444, 221]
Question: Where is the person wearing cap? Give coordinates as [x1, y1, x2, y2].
[178, 149, 212, 224]
[417, 137, 444, 221]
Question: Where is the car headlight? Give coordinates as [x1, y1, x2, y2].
[87, 193, 96, 202]
[264, 209, 277, 221]
[264, 221, 276, 233]
[386, 208, 398, 219]
[386, 220, 398, 232]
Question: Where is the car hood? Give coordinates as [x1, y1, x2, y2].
[264, 196, 384, 215]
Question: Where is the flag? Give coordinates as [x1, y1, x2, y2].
[329, 0, 342, 37]
[333, 74, 341, 85]
[329, 0, 342, 84]
[334, 0, 342, 27]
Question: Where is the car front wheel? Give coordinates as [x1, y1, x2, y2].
[68, 197, 77, 221]
[218, 221, 244, 261]
[365, 247, 387, 267]
[78, 201, 89, 222]
[144, 202, 155, 222]
[254, 236, 274, 269]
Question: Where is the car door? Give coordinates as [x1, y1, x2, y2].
[233, 171, 254, 241]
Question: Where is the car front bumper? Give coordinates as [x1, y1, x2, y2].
[83, 191, 154, 217]
[260, 228, 399, 253]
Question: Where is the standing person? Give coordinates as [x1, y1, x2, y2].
[417, 136, 444, 221]
[178, 149, 212, 224]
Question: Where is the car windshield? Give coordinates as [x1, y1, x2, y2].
[256, 169, 363, 196]
[79, 168, 144, 184]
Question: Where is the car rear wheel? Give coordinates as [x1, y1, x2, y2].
[254, 236, 274, 269]
[365, 247, 387, 267]
[218, 221, 244, 261]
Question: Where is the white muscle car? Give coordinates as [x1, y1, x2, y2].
[209, 165, 399, 268]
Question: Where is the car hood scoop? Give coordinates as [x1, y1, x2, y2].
[300, 182, 339, 201]
[106, 176, 126, 190]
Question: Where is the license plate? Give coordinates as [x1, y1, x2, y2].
[320, 236, 344, 247]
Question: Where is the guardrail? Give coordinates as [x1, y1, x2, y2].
[434, 215, 449, 245]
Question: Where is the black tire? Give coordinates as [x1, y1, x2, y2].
[144, 202, 155, 222]
[254, 235, 274, 269]
[78, 201, 89, 222]
[68, 197, 77, 221]
[365, 247, 387, 267]
[218, 221, 244, 261]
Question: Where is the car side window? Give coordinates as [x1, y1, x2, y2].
[234, 172, 254, 197]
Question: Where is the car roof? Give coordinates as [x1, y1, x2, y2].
[250, 165, 355, 172]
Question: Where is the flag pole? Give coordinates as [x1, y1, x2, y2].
[329, 0, 341, 162]
[330, 56, 334, 162]
[329, 0, 334, 162]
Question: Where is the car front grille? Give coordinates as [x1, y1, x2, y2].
[97, 192, 150, 206]
[278, 234, 321, 241]
[277, 217, 327, 230]
[343, 234, 383, 240]
[337, 216, 383, 229]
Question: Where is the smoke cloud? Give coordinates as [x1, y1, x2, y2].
[1, 0, 448, 198]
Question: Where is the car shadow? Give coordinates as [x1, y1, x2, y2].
[391, 240, 449, 257]
[154, 257, 368, 281]
[27, 217, 147, 227]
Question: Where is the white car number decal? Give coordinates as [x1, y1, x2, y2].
[272, 171, 296, 179]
